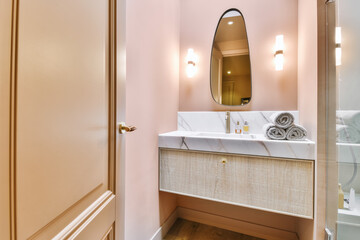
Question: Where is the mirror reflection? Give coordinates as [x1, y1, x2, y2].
[211, 9, 252, 106]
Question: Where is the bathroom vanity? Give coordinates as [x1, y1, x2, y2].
[159, 111, 315, 219]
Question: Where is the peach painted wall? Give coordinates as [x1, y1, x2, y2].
[125, 0, 179, 239]
[297, 0, 319, 239]
[298, 0, 318, 142]
[179, 0, 298, 111]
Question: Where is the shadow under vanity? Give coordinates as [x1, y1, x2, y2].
[159, 111, 315, 219]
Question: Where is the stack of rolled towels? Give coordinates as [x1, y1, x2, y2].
[263, 112, 307, 141]
[336, 111, 360, 143]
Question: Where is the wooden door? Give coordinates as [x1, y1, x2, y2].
[3, 0, 119, 239]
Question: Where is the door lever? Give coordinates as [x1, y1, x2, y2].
[118, 122, 137, 134]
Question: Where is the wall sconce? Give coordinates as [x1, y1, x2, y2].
[335, 27, 342, 66]
[186, 48, 198, 78]
[274, 35, 284, 71]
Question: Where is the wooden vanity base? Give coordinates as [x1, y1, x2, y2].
[159, 149, 314, 219]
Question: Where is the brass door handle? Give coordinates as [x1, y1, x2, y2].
[118, 122, 137, 134]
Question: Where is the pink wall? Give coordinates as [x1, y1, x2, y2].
[298, 0, 318, 142]
[125, 0, 179, 239]
[297, 0, 319, 239]
[179, 0, 299, 111]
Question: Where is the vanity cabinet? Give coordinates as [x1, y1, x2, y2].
[159, 149, 314, 219]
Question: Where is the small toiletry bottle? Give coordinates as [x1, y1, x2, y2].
[243, 121, 249, 134]
[235, 121, 242, 134]
[338, 183, 344, 209]
[349, 188, 356, 210]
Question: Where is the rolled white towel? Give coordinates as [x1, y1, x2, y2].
[263, 123, 286, 140]
[270, 112, 295, 129]
[336, 124, 360, 143]
[336, 110, 360, 131]
[286, 124, 307, 141]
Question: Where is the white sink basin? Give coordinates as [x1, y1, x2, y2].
[194, 132, 263, 140]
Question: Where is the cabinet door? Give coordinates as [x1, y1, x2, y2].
[160, 149, 314, 218]
[11, 0, 116, 239]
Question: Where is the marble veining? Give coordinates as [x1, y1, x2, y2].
[160, 111, 314, 160]
[178, 111, 299, 134]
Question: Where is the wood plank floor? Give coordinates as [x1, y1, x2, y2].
[164, 219, 265, 240]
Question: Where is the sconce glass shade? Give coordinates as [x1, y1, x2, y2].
[335, 27, 342, 44]
[275, 35, 284, 52]
[275, 53, 284, 71]
[186, 64, 196, 78]
[275, 35, 284, 71]
[336, 48, 342, 66]
[335, 27, 342, 66]
[186, 48, 198, 78]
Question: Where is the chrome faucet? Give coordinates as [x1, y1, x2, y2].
[225, 111, 230, 133]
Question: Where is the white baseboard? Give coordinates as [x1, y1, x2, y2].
[150, 207, 298, 240]
[150, 208, 178, 240]
[177, 207, 298, 240]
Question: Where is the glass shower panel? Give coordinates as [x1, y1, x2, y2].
[326, 0, 360, 239]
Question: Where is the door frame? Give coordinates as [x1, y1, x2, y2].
[115, 0, 126, 239]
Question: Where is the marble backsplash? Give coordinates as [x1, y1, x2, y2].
[178, 111, 299, 134]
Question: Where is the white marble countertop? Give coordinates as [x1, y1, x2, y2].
[159, 131, 315, 160]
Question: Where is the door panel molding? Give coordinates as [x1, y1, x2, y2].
[108, 0, 117, 194]
[28, 184, 105, 240]
[53, 191, 115, 240]
[0, 0, 13, 239]
[9, 0, 19, 239]
[101, 225, 114, 240]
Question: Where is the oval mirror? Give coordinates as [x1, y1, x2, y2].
[210, 9, 252, 106]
